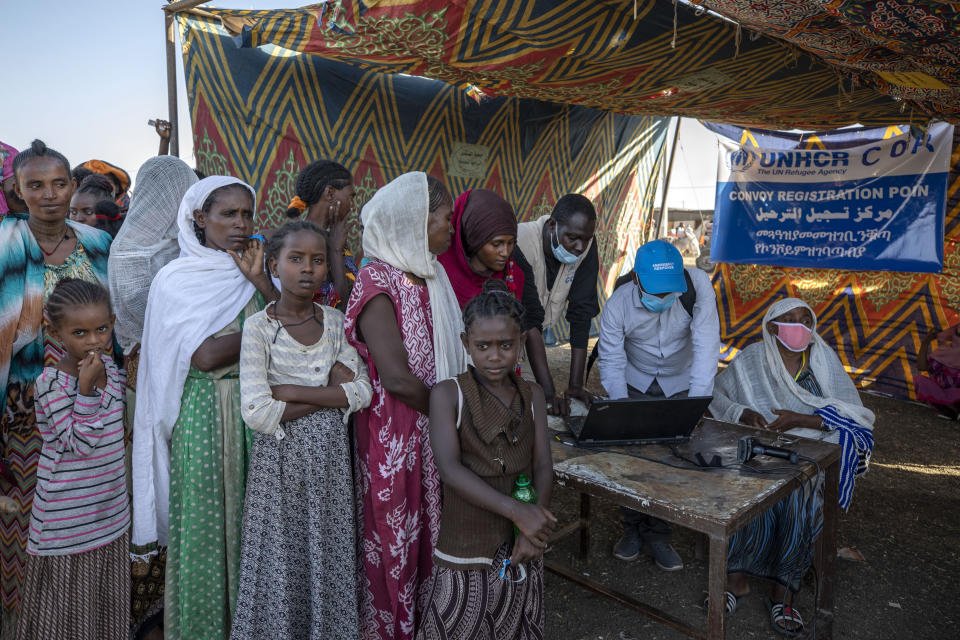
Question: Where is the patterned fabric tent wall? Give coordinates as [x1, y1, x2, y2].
[714, 127, 960, 400]
[179, 13, 669, 343]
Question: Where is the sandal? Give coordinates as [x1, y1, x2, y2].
[702, 591, 739, 617]
[765, 597, 804, 637]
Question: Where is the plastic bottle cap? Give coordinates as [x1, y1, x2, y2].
[516, 474, 530, 486]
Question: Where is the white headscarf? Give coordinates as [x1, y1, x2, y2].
[131, 176, 257, 550]
[108, 156, 199, 352]
[710, 297, 874, 435]
[361, 172, 466, 382]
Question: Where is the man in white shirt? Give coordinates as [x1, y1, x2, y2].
[597, 239, 721, 571]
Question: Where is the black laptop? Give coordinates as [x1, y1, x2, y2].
[565, 396, 713, 446]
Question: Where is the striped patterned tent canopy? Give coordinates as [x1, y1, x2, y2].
[692, 1, 960, 122]
[178, 11, 668, 343]
[189, 0, 928, 128]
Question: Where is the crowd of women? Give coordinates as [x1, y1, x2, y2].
[0, 136, 877, 640]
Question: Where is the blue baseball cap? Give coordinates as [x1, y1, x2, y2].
[633, 240, 687, 295]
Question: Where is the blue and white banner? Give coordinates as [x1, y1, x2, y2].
[710, 122, 953, 272]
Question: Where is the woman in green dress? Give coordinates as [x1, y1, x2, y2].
[0, 140, 114, 636]
[130, 176, 276, 640]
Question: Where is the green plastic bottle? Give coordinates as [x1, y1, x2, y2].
[511, 474, 537, 537]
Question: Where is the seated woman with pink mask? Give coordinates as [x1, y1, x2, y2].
[708, 297, 874, 637]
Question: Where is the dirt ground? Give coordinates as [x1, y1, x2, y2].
[540, 344, 959, 639]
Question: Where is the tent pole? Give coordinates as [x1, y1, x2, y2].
[165, 10, 180, 157]
[163, 1, 212, 157]
[164, 0, 211, 13]
[655, 117, 682, 240]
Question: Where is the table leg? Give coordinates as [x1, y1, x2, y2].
[812, 459, 839, 638]
[707, 536, 728, 640]
[579, 492, 590, 560]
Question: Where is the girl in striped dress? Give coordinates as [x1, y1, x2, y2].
[17, 278, 129, 640]
[0, 140, 114, 636]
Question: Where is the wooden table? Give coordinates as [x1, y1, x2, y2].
[546, 418, 841, 640]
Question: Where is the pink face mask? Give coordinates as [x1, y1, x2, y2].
[772, 321, 812, 352]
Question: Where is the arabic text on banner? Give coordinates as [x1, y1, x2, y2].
[711, 122, 953, 273]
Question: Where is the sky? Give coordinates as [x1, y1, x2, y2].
[1, 1, 719, 210]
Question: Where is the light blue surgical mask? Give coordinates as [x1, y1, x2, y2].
[551, 224, 580, 264]
[639, 286, 679, 313]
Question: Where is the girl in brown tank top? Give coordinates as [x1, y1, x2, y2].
[417, 279, 555, 640]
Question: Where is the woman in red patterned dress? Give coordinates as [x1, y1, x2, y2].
[345, 172, 466, 640]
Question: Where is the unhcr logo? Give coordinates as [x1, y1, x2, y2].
[725, 148, 756, 171]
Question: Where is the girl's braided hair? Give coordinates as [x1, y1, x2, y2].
[266, 220, 328, 262]
[45, 278, 111, 328]
[76, 174, 115, 201]
[285, 161, 352, 218]
[426, 175, 451, 213]
[462, 278, 525, 333]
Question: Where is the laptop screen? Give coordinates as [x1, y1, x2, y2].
[569, 396, 712, 445]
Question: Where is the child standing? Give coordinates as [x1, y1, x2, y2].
[232, 221, 372, 640]
[17, 279, 129, 640]
[418, 279, 556, 639]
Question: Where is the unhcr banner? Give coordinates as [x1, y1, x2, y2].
[711, 122, 953, 273]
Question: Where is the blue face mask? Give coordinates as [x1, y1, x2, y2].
[639, 287, 679, 313]
[551, 224, 580, 264]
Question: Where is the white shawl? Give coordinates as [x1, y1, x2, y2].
[515, 215, 593, 329]
[108, 156, 198, 352]
[131, 176, 257, 550]
[710, 297, 874, 440]
[360, 172, 466, 382]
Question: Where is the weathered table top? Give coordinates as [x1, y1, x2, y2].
[551, 418, 841, 537]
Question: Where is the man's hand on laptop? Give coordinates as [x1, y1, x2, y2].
[546, 392, 570, 417]
[564, 386, 593, 408]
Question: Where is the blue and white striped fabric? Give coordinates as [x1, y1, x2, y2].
[815, 405, 875, 511]
[727, 471, 824, 592]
